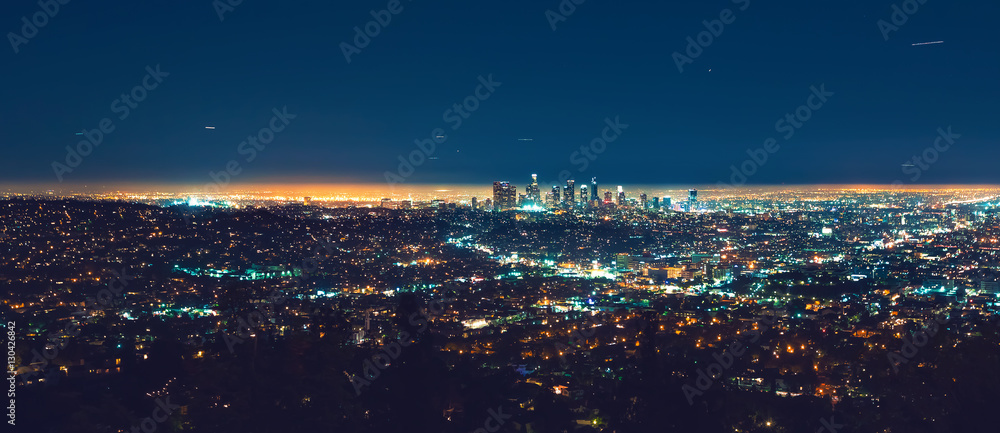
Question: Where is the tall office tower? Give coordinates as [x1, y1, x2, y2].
[471, 197, 477, 210]
[688, 189, 698, 212]
[591, 177, 599, 202]
[564, 180, 575, 207]
[652, 197, 660, 209]
[616, 253, 632, 270]
[527, 174, 541, 205]
[616, 186, 625, 206]
[303, 196, 312, 206]
[639, 193, 648, 209]
[550, 186, 561, 208]
[663, 196, 672, 210]
[579, 185, 588, 207]
[493, 181, 517, 211]
[381, 198, 393, 208]
[604, 191, 613, 205]
[518, 193, 526, 207]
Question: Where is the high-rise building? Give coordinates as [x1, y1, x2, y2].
[688, 189, 698, 212]
[639, 193, 648, 209]
[652, 197, 659, 209]
[564, 180, 575, 208]
[526, 174, 541, 206]
[493, 181, 517, 211]
[616, 186, 625, 206]
[579, 185, 588, 207]
[550, 186, 561, 208]
[604, 191, 613, 205]
[380, 198, 393, 208]
[303, 196, 312, 206]
[471, 197, 478, 210]
[616, 253, 632, 270]
[591, 177, 599, 202]
[400, 200, 412, 209]
[663, 196, 672, 210]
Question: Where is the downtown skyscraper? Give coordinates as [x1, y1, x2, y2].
[493, 181, 517, 211]
[526, 174, 541, 206]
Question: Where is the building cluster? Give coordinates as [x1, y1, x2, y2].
[491, 176, 698, 212]
[2, 186, 999, 431]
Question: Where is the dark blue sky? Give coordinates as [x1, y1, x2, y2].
[2, 0, 998, 186]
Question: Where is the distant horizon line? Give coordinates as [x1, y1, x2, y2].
[2, 182, 1000, 195]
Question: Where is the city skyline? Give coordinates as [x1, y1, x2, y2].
[3, 1, 999, 432]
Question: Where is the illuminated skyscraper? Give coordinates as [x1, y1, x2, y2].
[616, 253, 632, 270]
[688, 189, 698, 212]
[579, 185, 588, 207]
[526, 174, 541, 206]
[564, 180, 575, 208]
[663, 196, 672, 210]
[604, 191, 613, 205]
[493, 181, 517, 211]
[652, 197, 660, 209]
[616, 186, 625, 206]
[591, 177, 599, 202]
[639, 193, 648, 209]
[550, 186, 561, 208]
[471, 197, 477, 209]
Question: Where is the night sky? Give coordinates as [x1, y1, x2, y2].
[2, 0, 997, 186]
